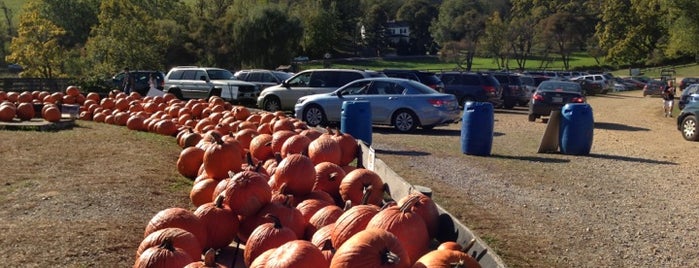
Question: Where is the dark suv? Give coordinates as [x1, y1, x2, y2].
[490, 72, 529, 108]
[111, 70, 165, 96]
[381, 69, 445, 92]
[437, 71, 503, 107]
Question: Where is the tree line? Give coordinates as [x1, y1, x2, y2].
[0, 0, 696, 79]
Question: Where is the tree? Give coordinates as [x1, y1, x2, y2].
[84, 0, 169, 75]
[6, 0, 66, 78]
[232, 5, 302, 69]
[186, 0, 234, 68]
[430, 0, 487, 71]
[539, 11, 585, 70]
[596, 0, 668, 65]
[362, 4, 389, 57]
[481, 11, 509, 70]
[666, 0, 699, 61]
[396, 0, 439, 55]
[508, 16, 535, 70]
[38, 0, 99, 48]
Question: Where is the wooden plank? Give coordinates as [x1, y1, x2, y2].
[537, 110, 561, 153]
[359, 141, 507, 268]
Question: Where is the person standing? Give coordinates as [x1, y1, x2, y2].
[122, 68, 135, 94]
[663, 80, 676, 117]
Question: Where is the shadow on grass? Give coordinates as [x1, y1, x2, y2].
[373, 126, 505, 138]
[583, 153, 677, 165]
[494, 109, 528, 115]
[489, 154, 571, 163]
[594, 122, 650, 131]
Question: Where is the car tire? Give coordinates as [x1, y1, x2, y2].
[262, 96, 281, 112]
[681, 115, 699, 141]
[528, 113, 537, 122]
[503, 99, 516, 109]
[392, 109, 418, 133]
[167, 88, 184, 100]
[303, 104, 327, 127]
[208, 87, 222, 99]
[518, 100, 529, 107]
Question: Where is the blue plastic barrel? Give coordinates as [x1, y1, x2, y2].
[559, 103, 594, 155]
[461, 102, 494, 156]
[341, 101, 372, 145]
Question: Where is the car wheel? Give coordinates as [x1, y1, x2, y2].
[263, 96, 281, 112]
[392, 109, 418, 133]
[518, 100, 529, 107]
[528, 113, 537, 122]
[503, 99, 516, 109]
[681, 115, 699, 141]
[167, 88, 184, 100]
[303, 104, 327, 127]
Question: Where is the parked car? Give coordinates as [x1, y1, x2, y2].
[163, 66, 260, 104]
[112, 70, 165, 96]
[642, 80, 666, 97]
[621, 77, 646, 90]
[437, 71, 503, 107]
[678, 84, 699, 110]
[257, 69, 385, 111]
[233, 69, 294, 90]
[294, 77, 461, 132]
[679, 77, 699, 91]
[677, 101, 699, 141]
[381, 69, 445, 92]
[574, 79, 605, 96]
[570, 74, 611, 94]
[528, 80, 586, 122]
[517, 74, 537, 106]
[490, 72, 529, 108]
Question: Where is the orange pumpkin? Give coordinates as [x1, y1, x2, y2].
[193, 195, 240, 250]
[143, 207, 208, 249]
[366, 195, 430, 265]
[330, 228, 410, 268]
[134, 238, 193, 268]
[177, 147, 205, 180]
[202, 132, 243, 179]
[339, 169, 384, 206]
[243, 214, 298, 267]
[253, 240, 328, 268]
[136, 228, 202, 261]
[15, 102, 35, 120]
[42, 105, 62, 122]
[271, 154, 316, 196]
[308, 135, 342, 165]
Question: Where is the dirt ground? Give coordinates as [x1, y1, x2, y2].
[0, 88, 696, 267]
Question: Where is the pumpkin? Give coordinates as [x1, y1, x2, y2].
[367, 195, 430, 265]
[306, 204, 344, 239]
[330, 228, 410, 268]
[296, 198, 334, 223]
[299, 128, 323, 141]
[311, 223, 335, 249]
[243, 214, 298, 267]
[254, 239, 329, 268]
[180, 128, 203, 148]
[339, 169, 384, 206]
[0, 104, 15, 122]
[308, 136, 342, 165]
[331, 202, 380, 249]
[313, 162, 346, 201]
[189, 176, 218, 207]
[42, 105, 62, 122]
[15, 102, 34, 120]
[185, 248, 227, 268]
[194, 195, 240, 250]
[216, 170, 271, 217]
[331, 130, 359, 166]
[143, 207, 208, 249]
[249, 133, 274, 161]
[133, 238, 194, 268]
[238, 196, 306, 242]
[437, 241, 466, 251]
[137, 228, 202, 261]
[280, 134, 311, 158]
[177, 147, 205, 180]
[126, 115, 146, 131]
[271, 130, 297, 153]
[271, 154, 316, 196]
[397, 192, 440, 239]
[155, 119, 179, 136]
[235, 128, 258, 150]
[202, 132, 243, 180]
[412, 247, 481, 268]
[272, 117, 295, 132]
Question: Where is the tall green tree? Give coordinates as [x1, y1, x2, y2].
[539, 11, 586, 70]
[187, 0, 235, 68]
[232, 5, 302, 69]
[84, 0, 168, 75]
[430, 0, 487, 70]
[6, 0, 66, 78]
[38, 0, 99, 48]
[481, 11, 509, 69]
[396, 0, 439, 55]
[362, 4, 390, 57]
[666, 0, 699, 61]
[596, 0, 668, 65]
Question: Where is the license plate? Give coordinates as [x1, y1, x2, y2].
[552, 97, 563, 103]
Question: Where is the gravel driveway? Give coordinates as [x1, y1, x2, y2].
[370, 90, 699, 267]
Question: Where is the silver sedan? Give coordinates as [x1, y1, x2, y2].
[294, 77, 461, 132]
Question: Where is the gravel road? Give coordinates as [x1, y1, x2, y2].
[370, 90, 699, 267]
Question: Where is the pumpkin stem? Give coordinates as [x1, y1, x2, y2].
[343, 200, 352, 211]
[214, 194, 225, 208]
[203, 248, 217, 266]
[381, 249, 401, 264]
[264, 213, 283, 229]
[246, 152, 254, 166]
[361, 185, 373, 205]
[398, 194, 420, 213]
[321, 239, 335, 252]
[328, 172, 339, 182]
[158, 237, 176, 251]
[274, 152, 283, 163]
[462, 238, 476, 253]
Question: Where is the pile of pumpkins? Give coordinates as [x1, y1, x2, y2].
[55, 87, 482, 267]
[0, 88, 81, 123]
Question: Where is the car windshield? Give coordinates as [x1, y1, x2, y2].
[538, 82, 581, 92]
[273, 71, 294, 81]
[207, 69, 235, 80]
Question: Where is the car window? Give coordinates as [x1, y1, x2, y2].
[372, 81, 397, 95]
[309, 72, 334, 87]
[261, 73, 276, 82]
[246, 72, 261, 82]
[440, 74, 460, 85]
[405, 80, 437, 94]
[288, 72, 312, 86]
[339, 80, 372, 95]
[207, 69, 234, 80]
[519, 76, 535, 86]
[336, 72, 364, 87]
[180, 70, 197, 80]
[168, 70, 185, 80]
[463, 74, 481, 85]
[539, 82, 581, 92]
[273, 72, 293, 81]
